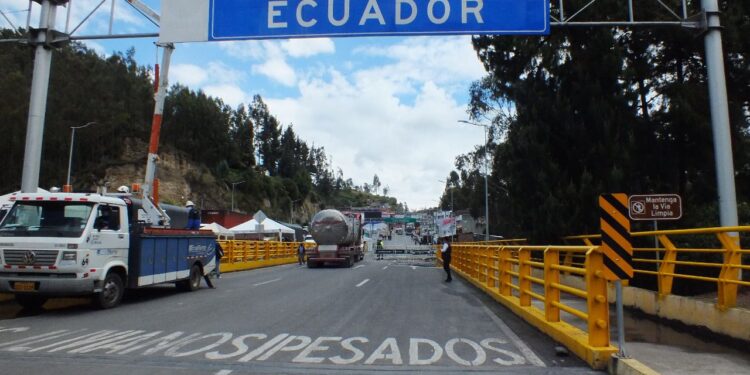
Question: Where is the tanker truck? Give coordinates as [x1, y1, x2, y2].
[307, 209, 363, 268]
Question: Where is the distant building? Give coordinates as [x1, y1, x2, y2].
[201, 209, 252, 229]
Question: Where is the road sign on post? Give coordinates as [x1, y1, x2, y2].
[599, 193, 633, 281]
[160, 0, 550, 43]
[628, 194, 682, 221]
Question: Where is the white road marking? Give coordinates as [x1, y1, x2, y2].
[354, 265, 365, 269]
[253, 278, 282, 287]
[479, 302, 546, 367]
[215, 370, 232, 375]
[411, 266, 417, 270]
[382, 266, 388, 270]
[356, 279, 370, 287]
[0, 327, 532, 367]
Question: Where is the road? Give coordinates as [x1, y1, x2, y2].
[0, 238, 600, 374]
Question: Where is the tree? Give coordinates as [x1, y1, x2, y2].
[372, 174, 381, 195]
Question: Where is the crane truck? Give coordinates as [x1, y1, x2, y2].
[0, 22, 217, 309]
[307, 209, 364, 268]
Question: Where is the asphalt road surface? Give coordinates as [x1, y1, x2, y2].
[0, 247, 600, 374]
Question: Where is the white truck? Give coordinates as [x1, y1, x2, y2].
[0, 192, 217, 309]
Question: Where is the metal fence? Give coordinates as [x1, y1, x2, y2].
[437, 243, 616, 369]
[564, 226, 750, 309]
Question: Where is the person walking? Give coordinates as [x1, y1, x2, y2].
[376, 239, 384, 260]
[298, 242, 306, 265]
[441, 238, 452, 282]
[186, 201, 201, 230]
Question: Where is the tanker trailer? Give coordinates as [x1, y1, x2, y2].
[307, 209, 363, 268]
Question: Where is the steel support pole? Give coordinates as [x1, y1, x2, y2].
[701, 0, 738, 231]
[615, 280, 627, 357]
[21, 0, 57, 193]
[66, 127, 76, 186]
[483, 125, 490, 241]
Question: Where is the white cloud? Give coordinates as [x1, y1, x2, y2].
[281, 38, 335, 58]
[203, 84, 249, 108]
[266, 36, 486, 209]
[253, 57, 297, 87]
[218, 40, 267, 61]
[171, 64, 209, 87]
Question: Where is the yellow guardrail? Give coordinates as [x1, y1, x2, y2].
[564, 226, 750, 309]
[217, 240, 315, 273]
[437, 244, 617, 369]
[458, 238, 528, 246]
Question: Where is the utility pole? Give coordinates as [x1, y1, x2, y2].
[701, 0, 738, 233]
[21, 0, 65, 193]
[458, 120, 490, 241]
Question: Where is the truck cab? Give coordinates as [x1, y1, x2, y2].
[0, 192, 216, 309]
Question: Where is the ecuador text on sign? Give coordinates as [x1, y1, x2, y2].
[205, 0, 549, 40]
[599, 193, 633, 280]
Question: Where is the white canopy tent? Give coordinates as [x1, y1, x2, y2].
[230, 213, 294, 241]
[200, 222, 235, 240]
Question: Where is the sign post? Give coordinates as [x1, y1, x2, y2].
[599, 193, 632, 358]
[628, 194, 683, 269]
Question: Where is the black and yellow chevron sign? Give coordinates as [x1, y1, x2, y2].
[599, 193, 633, 280]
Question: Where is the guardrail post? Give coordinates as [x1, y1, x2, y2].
[485, 246, 497, 289]
[544, 247, 560, 322]
[586, 248, 610, 347]
[716, 232, 741, 309]
[519, 247, 531, 306]
[499, 247, 512, 296]
[657, 235, 678, 296]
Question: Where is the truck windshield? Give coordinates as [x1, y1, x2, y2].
[0, 201, 94, 238]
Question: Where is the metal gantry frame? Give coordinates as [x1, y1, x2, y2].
[0, 0, 740, 233]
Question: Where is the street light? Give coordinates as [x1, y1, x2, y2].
[66, 122, 98, 190]
[231, 180, 245, 212]
[458, 120, 490, 241]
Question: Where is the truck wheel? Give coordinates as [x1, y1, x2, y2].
[15, 295, 48, 310]
[307, 261, 318, 269]
[178, 264, 202, 292]
[94, 272, 124, 309]
[346, 256, 354, 268]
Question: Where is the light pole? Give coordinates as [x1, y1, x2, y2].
[458, 120, 490, 241]
[231, 180, 245, 212]
[66, 121, 98, 190]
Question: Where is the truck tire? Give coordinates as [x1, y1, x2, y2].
[177, 264, 202, 292]
[15, 295, 48, 310]
[346, 256, 354, 268]
[307, 260, 318, 268]
[94, 272, 124, 309]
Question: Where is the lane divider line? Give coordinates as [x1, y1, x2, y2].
[382, 266, 388, 270]
[354, 265, 365, 269]
[215, 370, 233, 375]
[253, 278, 282, 287]
[356, 279, 370, 287]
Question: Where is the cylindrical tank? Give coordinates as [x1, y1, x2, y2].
[310, 209, 361, 246]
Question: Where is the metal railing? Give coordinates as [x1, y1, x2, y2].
[437, 243, 615, 369]
[564, 226, 750, 309]
[217, 240, 315, 272]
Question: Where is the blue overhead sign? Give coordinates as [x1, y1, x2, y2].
[207, 0, 549, 40]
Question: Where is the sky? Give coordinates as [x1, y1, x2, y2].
[0, 0, 489, 210]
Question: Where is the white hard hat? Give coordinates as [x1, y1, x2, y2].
[49, 186, 60, 193]
[186, 201, 195, 207]
[117, 185, 130, 193]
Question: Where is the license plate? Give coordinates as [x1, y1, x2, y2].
[13, 282, 36, 292]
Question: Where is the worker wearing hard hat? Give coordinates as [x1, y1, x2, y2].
[186, 201, 201, 230]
